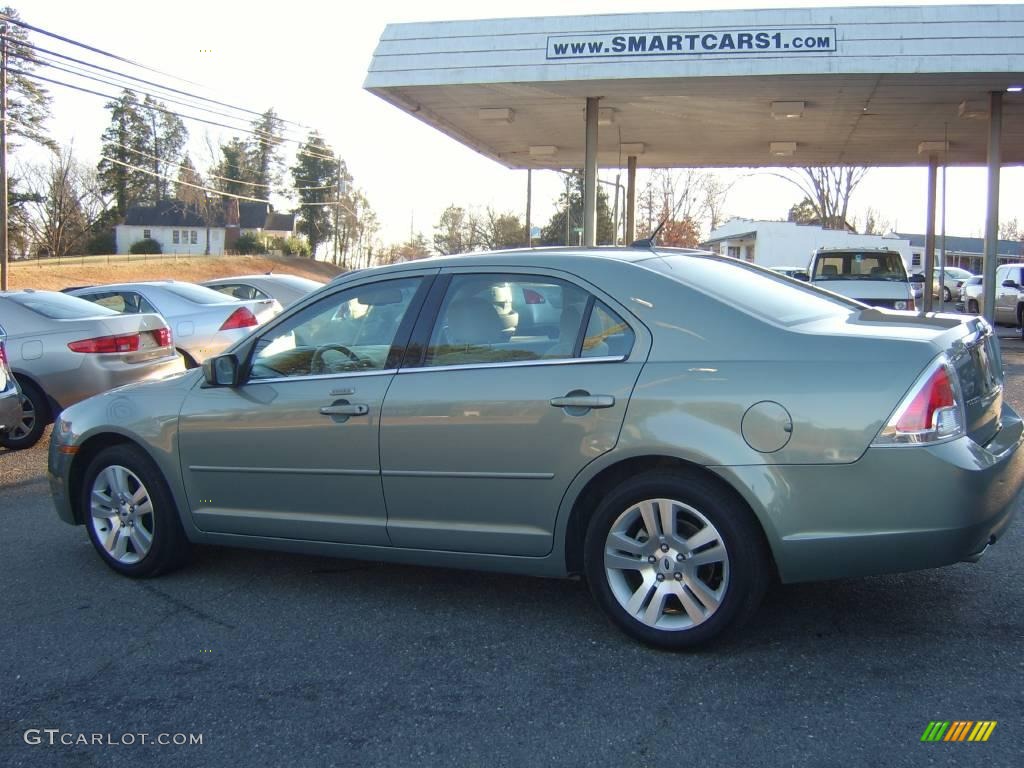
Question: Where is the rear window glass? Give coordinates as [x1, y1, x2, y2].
[160, 283, 238, 305]
[8, 292, 119, 319]
[645, 254, 859, 325]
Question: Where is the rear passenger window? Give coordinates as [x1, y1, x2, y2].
[583, 302, 634, 358]
[423, 274, 632, 367]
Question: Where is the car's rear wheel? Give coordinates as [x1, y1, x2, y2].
[82, 445, 191, 577]
[942, 286, 952, 303]
[584, 471, 769, 649]
[0, 378, 49, 450]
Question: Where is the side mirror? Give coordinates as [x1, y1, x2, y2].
[908, 274, 925, 283]
[1002, 279, 1018, 288]
[202, 354, 240, 387]
[793, 271, 810, 282]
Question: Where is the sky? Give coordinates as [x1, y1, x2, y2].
[15, 0, 1024, 247]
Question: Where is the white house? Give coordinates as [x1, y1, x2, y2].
[897, 233, 1024, 274]
[701, 219, 913, 270]
[115, 201, 226, 256]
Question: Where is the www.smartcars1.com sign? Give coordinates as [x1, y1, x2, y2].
[546, 28, 837, 59]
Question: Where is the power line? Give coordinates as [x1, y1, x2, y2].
[12, 67, 340, 163]
[2, 35, 310, 132]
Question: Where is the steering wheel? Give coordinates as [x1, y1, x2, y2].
[310, 344, 361, 374]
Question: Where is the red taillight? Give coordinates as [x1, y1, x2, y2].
[68, 333, 141, 354]
[875, 358, 963, 445]
[523, 288, 546, 305]
[219, 307, 258, 331]
[894, 366, 954, 434]
[152, 327, 172, 347]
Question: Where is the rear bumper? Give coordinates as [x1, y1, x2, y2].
[42, 355, 185, 411]
[0, 386, 20, 432]
[718, 403, 1024, 583]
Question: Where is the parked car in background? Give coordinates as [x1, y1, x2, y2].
[201, 274, 324, 308]
[49, 248, 1019, 649]
[768, 266, 809, 280]
[0, 325, 22, 437]
[509, 281, 564, 337]
[0, 290, 182, 450]
[68, 281, 282, 367]
[994, 263, 1024, 326]
[933, 266, 975, 302]
[808, 247, 915, 310]
[962, 275, 984, 315]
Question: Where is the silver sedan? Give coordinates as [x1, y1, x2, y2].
[0, 290, 183, 449]
[68, 281, 282, 367]
[201, 274, 324, 307]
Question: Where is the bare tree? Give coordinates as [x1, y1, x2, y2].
[1000, 218, 1021, 241]
[21, 147, 94, 258]
[768, 167, 870, 230]
[858, 206, 893, 236]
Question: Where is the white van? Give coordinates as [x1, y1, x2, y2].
[808, 247, 915, 310]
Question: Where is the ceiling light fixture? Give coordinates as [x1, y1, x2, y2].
[620, 143, 646, 155]
[1008, 85, 1023, 93]
[918, 141, 949, 154]
[771, 101, 805, 119]
[528, 145, 557, 156]
[958, 100, 987, 119]
[479, 108, 515, 123]
[770, 141, 797, 157]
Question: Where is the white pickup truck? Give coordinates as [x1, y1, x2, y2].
[808, 247, 916, 311]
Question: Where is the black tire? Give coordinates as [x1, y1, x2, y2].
[0, 378, 50, 450]
[968, 299, 979, 315]
[176, 348, 198, 369]
[81, 444, 191, 577]
[583, 470, 770, 649]
[942, 286, 952, 303]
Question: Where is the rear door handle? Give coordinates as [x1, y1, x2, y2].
[319, 404, 369, 416]
[549, 394, 614, 409]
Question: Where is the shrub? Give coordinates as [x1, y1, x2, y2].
[273, 235, 310, 258]
[86, 231, 116, 255]
[235, 232, 268, 255]
[129, 238, 162, 255]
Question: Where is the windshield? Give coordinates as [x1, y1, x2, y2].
[161, 283, 241, 305]
[7, 291, 119, 319]
[813, 251, 907, 281]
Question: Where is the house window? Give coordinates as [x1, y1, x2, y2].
[172, 230, 180, 244]
[912, 254, 921, 267]
[143, 229, 151, 239]
[190, 230, 198, 245]
[727, 246, 741, 258]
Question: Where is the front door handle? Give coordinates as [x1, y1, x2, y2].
[549, 394, 615, 410]
[319, 403, 369, 416]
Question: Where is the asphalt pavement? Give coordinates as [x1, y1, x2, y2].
[1, 338, 1022, 768]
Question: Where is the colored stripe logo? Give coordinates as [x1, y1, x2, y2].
[921, 721, 997, 742]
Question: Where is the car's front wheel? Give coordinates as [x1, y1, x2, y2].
[967, 299, 979, 315]
[82, 445, 191, 577]
[584, 471, 769, 649]
[942, 286, 952, 303]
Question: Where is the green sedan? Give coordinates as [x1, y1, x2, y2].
[48, 248, 1022, 648]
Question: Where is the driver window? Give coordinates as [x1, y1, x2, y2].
[249, 277, 422, 380]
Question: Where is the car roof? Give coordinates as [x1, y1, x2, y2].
[327, 246, 714, 283]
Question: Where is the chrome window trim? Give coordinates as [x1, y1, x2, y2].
[246, 368, 398, 385]
[397, 356, 625, 375]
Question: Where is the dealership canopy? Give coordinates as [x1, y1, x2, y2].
[365, 3, 1024, 315]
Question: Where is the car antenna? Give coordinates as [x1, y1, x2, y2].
[629, 216, 669, 249]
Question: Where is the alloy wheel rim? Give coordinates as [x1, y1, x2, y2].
[604, 498, 730, 631]
[89, 465, 155, 564]
[9, 393, 35, 440]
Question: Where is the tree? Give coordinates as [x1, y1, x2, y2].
[174, 155, 205, 210]
[22, 147, 92, 258]
[773, 167, 869, 230]
[787, 197, 818, 225]
[474, 208, 525, 250]
[247, 108, 285, 200]
[1, 7, 57, 151]
[213, 137, 251, 198]
[539, 171, 615, 245]
[291, 132, 340, 257]
[377, 233, 431, 265]
[97, 90, 152, 217]
[859, 206, 893, 236]
[141, 95, 187, 201]
[433, 205, 475, 255]
[1000, 218, 1022, 241]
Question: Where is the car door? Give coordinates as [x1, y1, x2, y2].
[379, 268, 650, 557]
[177, 273, 432, 544]
[995, 266, 1018, 323]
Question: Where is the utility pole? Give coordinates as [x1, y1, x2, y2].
[524, 169, 532, 247]
[1, 22, 8, 290]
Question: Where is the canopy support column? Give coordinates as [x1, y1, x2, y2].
[982, 91, 1002, 326]
[625, 155, 637, 244]
[922, 153, 938, 314]
[583, 97, 599, 247]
